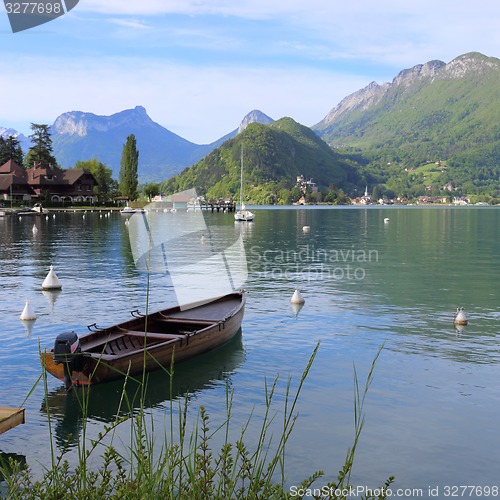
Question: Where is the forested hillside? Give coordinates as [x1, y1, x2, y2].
[314, 52, 500, 200]
[162, 118, 360, 204]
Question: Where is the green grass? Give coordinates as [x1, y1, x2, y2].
[413, 162, 446, 187]
[1, 343, 393, 499]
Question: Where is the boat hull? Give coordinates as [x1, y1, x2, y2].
[41, 292, 245, 386]
[234, 209, 255, 222]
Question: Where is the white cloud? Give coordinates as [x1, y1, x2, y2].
[0, 54, 369, 143]
[78, 0, 298, 17]
[3, 0, 500, 145]
[108, 18, 151, 30]
[76, 1, 500, 68]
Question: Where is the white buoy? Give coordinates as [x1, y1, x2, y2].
[384, 218, 390, 223]
[302, 225, 310, 233]
[42, 265, 62, 290]
[20, 299, 36, 321]
[454, 307, 468, 325]
[291, 288, 305, 305]
[32, 224, 38, 234]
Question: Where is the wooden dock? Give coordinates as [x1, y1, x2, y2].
[198, 201, 236, 212]
[0, 406, 25, 435]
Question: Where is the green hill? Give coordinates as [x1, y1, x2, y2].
[162, 118, 360, 204]
[313, 52, 500, 199]
[162, 52, 500, 203]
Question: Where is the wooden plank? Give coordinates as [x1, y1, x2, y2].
[125, 330, 186, 340]
[154, 317, 215, 325]
[0, 406, 25, 435]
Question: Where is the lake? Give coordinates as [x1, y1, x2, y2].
[1, 206, 499, 496]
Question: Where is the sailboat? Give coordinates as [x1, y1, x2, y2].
[234, 148, 255, 222]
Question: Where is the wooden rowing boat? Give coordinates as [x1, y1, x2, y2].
[41, 291, 245, 388]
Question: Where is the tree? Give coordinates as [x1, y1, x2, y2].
[25, 123, 57, 167]
[119, 134, 139, 200]
[0, 135, 24, 165]
[143, 182, 160, 201]
[74, 159, 117, 203]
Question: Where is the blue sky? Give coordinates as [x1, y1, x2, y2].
[2, 1, 500, 144]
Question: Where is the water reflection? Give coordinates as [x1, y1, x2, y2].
[42, 289, 62, 314]
[1, 207, 499, 491]
[41, 332, 245, 449]
[290, 301, 304, 317]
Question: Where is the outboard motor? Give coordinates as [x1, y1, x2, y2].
[53, 331, 81, 390]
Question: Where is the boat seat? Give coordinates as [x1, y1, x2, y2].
[154, 316, 215, 325]
[82, 332, 123, 351]
[124, 330, 186, 340]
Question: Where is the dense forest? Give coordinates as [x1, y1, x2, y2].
[311, 53, 500, 203]
[161, 115, 499, 204]
[162, 119, 359, 205]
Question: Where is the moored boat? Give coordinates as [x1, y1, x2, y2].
[16, 203, 48, 216]
[120, 205, 146, 215]
[41, 291, 245, 388]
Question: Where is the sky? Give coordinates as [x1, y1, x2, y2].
[1, 1, 500, 144]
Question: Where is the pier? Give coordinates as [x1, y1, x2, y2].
[197, 201, 236, 213]
[147, 199, 237, 213]
[0, 406, 25, 435]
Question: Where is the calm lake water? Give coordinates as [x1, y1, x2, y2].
[1, 206, 499, 496]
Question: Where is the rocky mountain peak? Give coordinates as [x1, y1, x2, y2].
[52, 106, 154, 137]
[392, 59, 445, 87]
[0, 127, 31, 152]
[316, 80, 390, 127]
[0, 127, 22, 139]
[237, 109, 274, 134]
[316, 52, 499, 130]
[440, 52, 500, 79]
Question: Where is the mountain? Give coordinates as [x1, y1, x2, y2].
[314, 52, 500, 164]
[51, 106, 212, 182]
[237, 110, 274, 133]
[162, 117, 359, 203]
[313, 52, 500, 198]
[50, 107, 276, 182]
[1, 107, 276, 183]
[0, 127, 31, 153]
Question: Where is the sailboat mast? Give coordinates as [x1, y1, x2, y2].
[240, 146, 244, 207]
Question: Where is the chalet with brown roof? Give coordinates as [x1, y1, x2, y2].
[0, 160, 32, 201]
[0, 160, 98, 203]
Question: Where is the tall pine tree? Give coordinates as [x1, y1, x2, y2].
[0, 135, 24, 166]
[25, 123, 57, 167]
[119, 134, 139, 200]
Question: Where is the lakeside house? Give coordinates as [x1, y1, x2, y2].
[351, 186, 372, 205]
[0, 160, 98, 204]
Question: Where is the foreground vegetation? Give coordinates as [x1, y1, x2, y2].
[1, 344, 393, 499]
